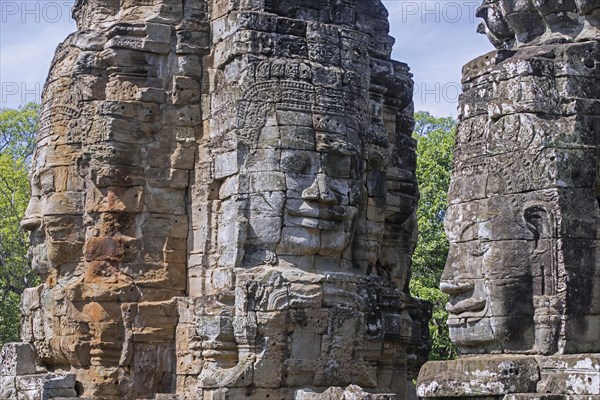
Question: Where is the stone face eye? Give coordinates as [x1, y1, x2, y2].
[281, 152, 313, 174]
[321, 152, 353, 178]
[39, 170, 55, 194]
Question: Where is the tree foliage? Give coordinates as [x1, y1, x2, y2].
[410, 111, 458, 360]
[0, 102, 38, 164]
[0, 103, 39, 345]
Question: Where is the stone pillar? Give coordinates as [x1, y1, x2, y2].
[3, 0, 430, 399]
[10, 0, 207, 398]
[417, 2, 600, 399]
[178, 1, 429, 398]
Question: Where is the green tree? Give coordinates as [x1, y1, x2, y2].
[0, 102, 38, 163]
[410, 111, 458, 360]
[0, 102, 39, 345]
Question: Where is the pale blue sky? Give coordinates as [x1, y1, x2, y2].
[0, 0, 493, 117]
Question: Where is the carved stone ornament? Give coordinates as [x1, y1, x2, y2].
[477, 0, 600, 49]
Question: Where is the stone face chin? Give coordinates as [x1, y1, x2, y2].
[418, 2, 600, 399]
[0, 0, 431, 399]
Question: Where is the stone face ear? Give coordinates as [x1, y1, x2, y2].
[522, 202, 561, 355]
[523, 202, 551, 245]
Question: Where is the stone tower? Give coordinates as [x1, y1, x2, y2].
[418, 1, 600, 399]
[0, 1, 430, 399]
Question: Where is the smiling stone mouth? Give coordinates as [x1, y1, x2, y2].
[286, 205, 346, 230]
[287, 204, 345, 219]
[446, 297, 487, 323]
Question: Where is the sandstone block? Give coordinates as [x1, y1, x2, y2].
[0, 344, 38, 377]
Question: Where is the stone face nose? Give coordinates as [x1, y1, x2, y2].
[20, 216, 41, 232]
[439, 245, 476, 295]
[20, 197, 42, 232]
[301, 178, 320, 200]
[301, 173, 337, 204]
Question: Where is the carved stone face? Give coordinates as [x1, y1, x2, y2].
[21, 171, 85, 277]
[440, 197, 536, 353]
[225, 67, 372, 269]
[19, 73, 90, 368]
[276, 115, 361, 260]
[20, 194, 48, 276]
[21, 78, 86, 279]
[478, 0, 599, 48]
[477, 0, 515, 48]
[236, 111, 400, 271]
[233, 119, 363, 270]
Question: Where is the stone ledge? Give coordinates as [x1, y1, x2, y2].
[417, 354, 600, 399]
[295, 385, 396, 400]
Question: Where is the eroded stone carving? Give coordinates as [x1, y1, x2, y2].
[417, 1, 600, 399]
[180, 1, 429, 398]
[1, 0, 430, 399]
[477, 0, 600, 49]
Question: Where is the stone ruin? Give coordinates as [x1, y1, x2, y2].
[417, 0, 600, 399]
[0, 0, 431, 399]
[3, 0, 600, 399]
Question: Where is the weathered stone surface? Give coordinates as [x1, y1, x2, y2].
[477, 0, 600, 49]
[0, 343, 38, 377]
[0, 373, 79, 400]
[418, 354, 600, 399]
[295, 385, 395, 399]
[417, 356, 540, 397]
[1, 0, 429, 399]
[417, 2, 600, 400]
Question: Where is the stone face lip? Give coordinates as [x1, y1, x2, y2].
[417, 0, 600, 398]
[0, 0, 430, 399]
[417, 354, 600, 398]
